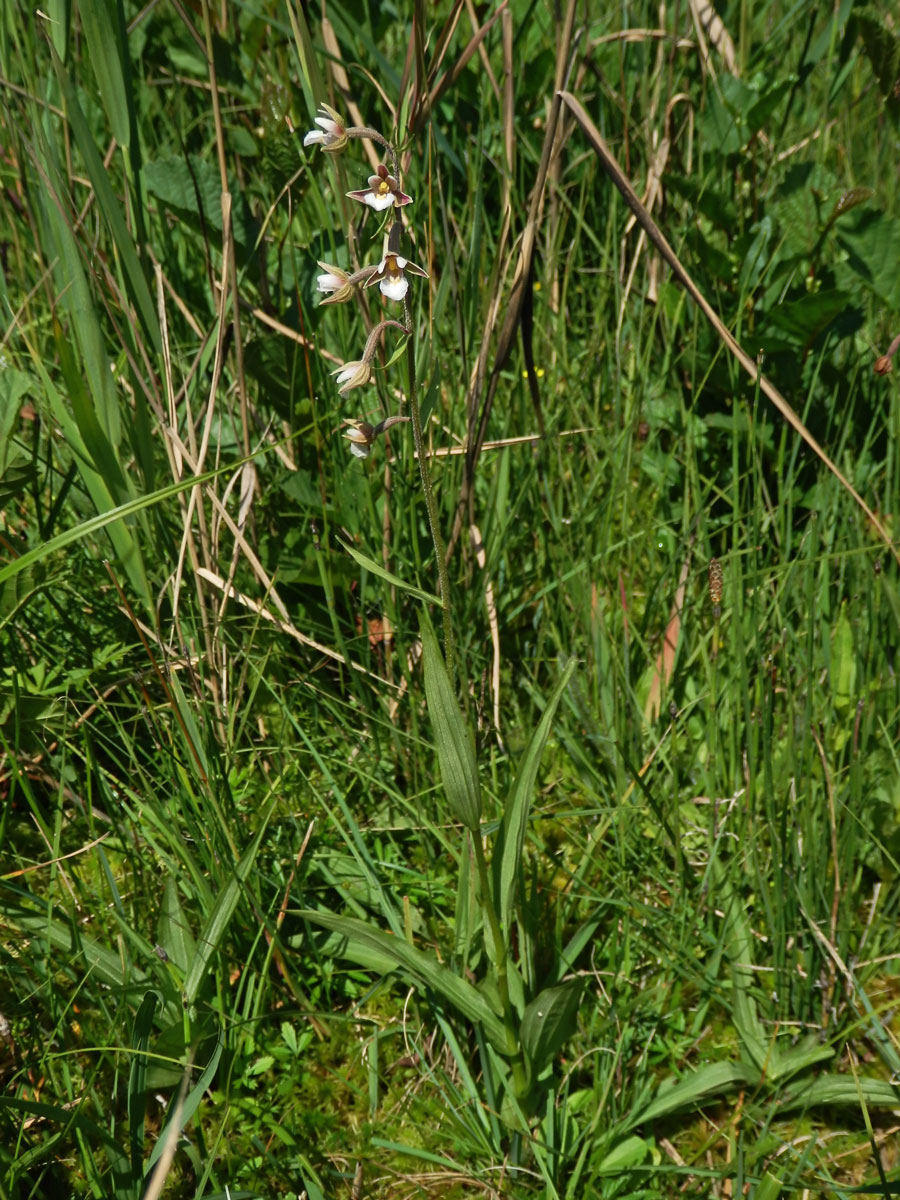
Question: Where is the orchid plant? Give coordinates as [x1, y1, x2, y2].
[300, 96, 585, 1144]
[303, 100, 453, 672]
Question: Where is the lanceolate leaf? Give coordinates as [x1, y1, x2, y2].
[520, 977, 584, 1077]
[341, 539, 441, 606]
[77, 0, 131, 150]
[299, 908, 507, 1052]
[183, 799, 277, 1004]
[49, 43, 160, 355]
[628, 1060, 758, 1127]
[779, 1073, 900, 1111]
[497, 659, 576, 935]
[421, 613, 482, 832]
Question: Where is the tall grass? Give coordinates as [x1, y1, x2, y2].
[2, 1, 899, 1197]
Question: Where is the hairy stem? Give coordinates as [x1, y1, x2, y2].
[402, 292, 455, 683]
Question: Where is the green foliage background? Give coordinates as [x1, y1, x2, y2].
[1, 0, 900, 1197]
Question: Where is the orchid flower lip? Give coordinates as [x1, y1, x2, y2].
[380, 275, 409, 302]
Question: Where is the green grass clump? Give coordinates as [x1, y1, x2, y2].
[2, 1, 900, 1197]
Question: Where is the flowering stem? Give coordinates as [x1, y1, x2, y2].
[348, 127, 399, 181]
[402, 291, 455, 683]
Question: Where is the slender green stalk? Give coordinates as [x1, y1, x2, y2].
[401, 288, 456, 684]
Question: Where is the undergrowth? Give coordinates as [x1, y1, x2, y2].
[1, 1, 900, 1198]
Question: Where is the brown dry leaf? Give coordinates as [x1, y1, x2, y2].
[688, 0, 738, 76]
[644, 550, 691, 723]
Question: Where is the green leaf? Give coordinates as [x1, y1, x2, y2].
[341, 539, 441, 606]
[49, 43, 160, 354]
[831, 603, 856, 711]
[629, 1060, 758, 1126]
[597, 1135, 652, 1173]
[420, 612, 481, 832]
[753, 1171, 783, 1200]
[520, 977, 584, 1077]
[158, 877, 196, 974]
[497, 659, 576, 934]
[145, 1033, 224, 1172]
[779, 1073, 900, 1111]
[128, 991, 158, 1179]
[0, 368, 34, 474]
[298, 908, 508, 1052]
[183, 800, 276, 1004]
[78, 0, 130, 149]
[0, 450, 254, 590]
[0, 1096, 132, 1191]
[855, 7, 900, 120]
[0, 891, 149, 994]
[144, 154, 257, 260]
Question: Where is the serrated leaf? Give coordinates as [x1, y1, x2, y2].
[855, 7, 900, 118]
[145, 155, 256, 257]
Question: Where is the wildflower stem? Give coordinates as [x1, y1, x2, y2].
[403, 294, 455, 683]
[348, 127, 399, 180]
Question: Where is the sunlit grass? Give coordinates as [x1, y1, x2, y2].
[2, 0, 900, 1197]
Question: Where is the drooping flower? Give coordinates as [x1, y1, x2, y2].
[342, 414, 411, 460]
[316, 263, 353, 305]
[316, 262, 380, 306]
[343, 420, 377, 458]
[332, 360, 372, 395]
[365, 254, 429, 303]
[331, 321, 409, 398]
[303, 104, 348, 153]
[347, 163, 412, 211]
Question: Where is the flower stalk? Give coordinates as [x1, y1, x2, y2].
[305, 100, 454, 674]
